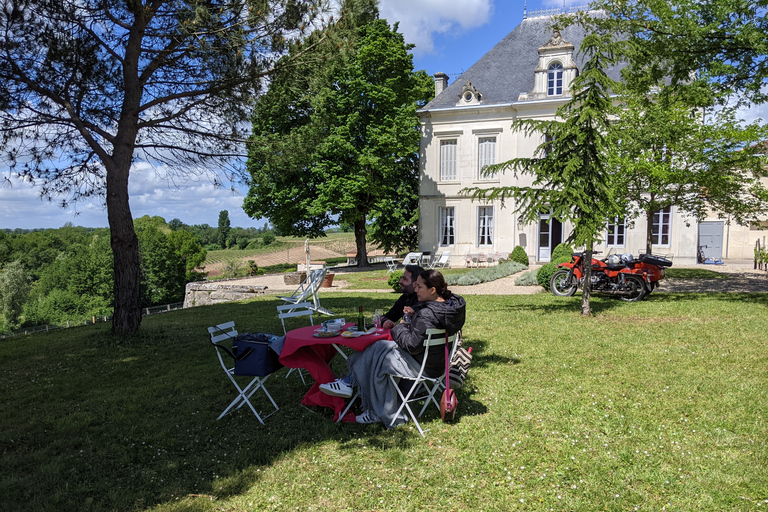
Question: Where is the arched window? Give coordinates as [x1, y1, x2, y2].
[548, 62, 563, 96]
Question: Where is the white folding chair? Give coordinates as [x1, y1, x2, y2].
[402, 252, 423, 266]
[386, 328, 459, 437]
[208, 321, 279, 424]
[384, 256, 399, 273]
[277, 268, 334, 316]
[276, 302, 315, 385]
[429, 251, 451, 269]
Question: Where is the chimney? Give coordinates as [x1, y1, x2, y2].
[434, 72, 449, 96]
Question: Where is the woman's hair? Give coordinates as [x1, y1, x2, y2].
[419, 269, 452, 300]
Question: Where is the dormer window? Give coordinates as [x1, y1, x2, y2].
[458, 80, 482, 106]
[548, 62, 563, 96]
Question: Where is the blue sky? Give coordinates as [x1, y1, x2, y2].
[1, 0, 765, 230]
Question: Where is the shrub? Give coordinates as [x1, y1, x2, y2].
[262, 233, 275, 246]
[515, 269, 539, 286]
[551, 242, 575, 262]
[536, 243, 575, 289]
[510, 245, 529, 266]
[246, 240, 260, 250]
[205, 243, 222, 251]
[445, 261, 527, 286]
[388, 271, 403, 292]
[246, 260, 259, 276]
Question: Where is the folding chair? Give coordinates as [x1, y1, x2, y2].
[384, 256, 399, 273]
[208, 321, 280, 424]
[386, 328, 459, 437]
[277, 302, 315, 385]
[277, 268, 333, 316]
[429, 251, 451, 269]
[401, 252, 423, 266]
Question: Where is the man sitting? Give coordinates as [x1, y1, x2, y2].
[380, 264, 424, 329]
[318, 264, 424, 399]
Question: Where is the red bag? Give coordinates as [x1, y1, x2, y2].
[440, 333, 458, 422]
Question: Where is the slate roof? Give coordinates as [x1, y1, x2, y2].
[421, 14, 624, 111]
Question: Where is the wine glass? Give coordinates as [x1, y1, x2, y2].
[374, 309, 384, 331]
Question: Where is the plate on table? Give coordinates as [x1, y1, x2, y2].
[313, 331, 339, 338]
[341, 328, 377, 338]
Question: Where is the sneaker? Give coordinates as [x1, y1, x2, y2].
[356, 410, 380, 424]
[319, 379, 353, 398]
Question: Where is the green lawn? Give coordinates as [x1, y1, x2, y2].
[2, 292, 767, 511]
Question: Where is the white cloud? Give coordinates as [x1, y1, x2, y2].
[379, 0, 493, 56]
[0, 163, 256, 230]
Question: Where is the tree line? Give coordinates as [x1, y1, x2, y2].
[0, 215, 268, 333]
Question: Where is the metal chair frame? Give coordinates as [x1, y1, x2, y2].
[208, 321, 279, 424]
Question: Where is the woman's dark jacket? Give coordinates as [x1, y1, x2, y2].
[390, 293, 466, 378]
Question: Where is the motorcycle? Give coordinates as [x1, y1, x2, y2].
[549, 251, 670, 301]
[630, 253, 673, 294]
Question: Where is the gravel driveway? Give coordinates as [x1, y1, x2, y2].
[233, 260, 767, 296]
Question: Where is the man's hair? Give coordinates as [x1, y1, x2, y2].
[404, 264, 425, 280]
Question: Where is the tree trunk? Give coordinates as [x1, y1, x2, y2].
[354, 218, 369, 267]
[581, 245, 593, 316]
[645, 210, 654, 255]
[107, 152, 142, 335]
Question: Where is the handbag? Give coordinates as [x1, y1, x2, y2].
[440, 332, 458, 422]
[448, 337, 473, 389]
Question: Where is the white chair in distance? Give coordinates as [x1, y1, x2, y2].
[401, 252, 423, 266]
[386, 328, 459, 437]
[207, 321, 280, 424]
[276, 302, 315, 385]
[277, 268, 333, 316]
[429, 251, 451, 269]
[384, 256, 399, 273]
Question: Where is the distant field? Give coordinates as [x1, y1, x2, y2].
[204, 233, 359, 267]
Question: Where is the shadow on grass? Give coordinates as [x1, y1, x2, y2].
[0, 294, 487, 511]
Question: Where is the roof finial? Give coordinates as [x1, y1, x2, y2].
[523, 0, 527, 19]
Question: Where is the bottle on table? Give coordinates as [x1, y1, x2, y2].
[357, 305, 365, 331]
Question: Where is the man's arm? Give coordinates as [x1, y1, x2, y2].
[383, 294, 408, 324]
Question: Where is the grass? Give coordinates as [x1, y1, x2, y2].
[665, 268, 731, 279]
[2, 292, 768, 511]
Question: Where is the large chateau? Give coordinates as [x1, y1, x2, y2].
[416, 13, 765, 264]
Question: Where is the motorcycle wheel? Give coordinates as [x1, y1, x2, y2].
[620, 275, 646, 302]
[550, 270, 577, 297]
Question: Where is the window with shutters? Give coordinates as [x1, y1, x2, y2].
[440, 139, 457, 181]
[478, 137, 496, 180]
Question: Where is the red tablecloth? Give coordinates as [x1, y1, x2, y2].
[279, 324, 391, 422]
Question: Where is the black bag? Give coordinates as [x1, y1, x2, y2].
[232, 332, 284, 376]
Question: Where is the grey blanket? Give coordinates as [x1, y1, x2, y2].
[348, 339, 422, 428]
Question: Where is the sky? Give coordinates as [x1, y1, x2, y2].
[1, 0, 766, 230]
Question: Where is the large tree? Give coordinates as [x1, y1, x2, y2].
[585, 0, 768, 104]
[0, 0, 323, 334]
[244, 0, 433, 266]
[609, 87, 768, 254]
[465, 35, 620, 315]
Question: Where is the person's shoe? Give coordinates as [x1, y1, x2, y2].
[355, 410, 380, 424]
[319, 379, 353, 398]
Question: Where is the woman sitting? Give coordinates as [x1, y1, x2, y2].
[322, 269, 465, 426]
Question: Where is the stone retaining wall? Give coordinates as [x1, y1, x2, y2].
[183, 282, 268, 308]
